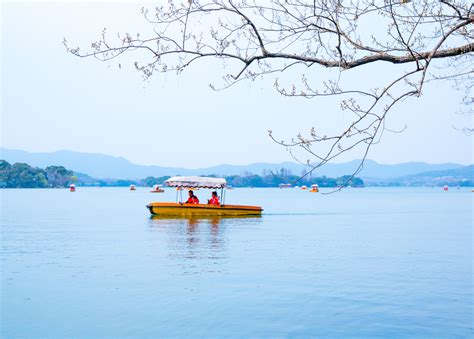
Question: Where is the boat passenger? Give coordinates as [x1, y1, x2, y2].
[186, 190, 199, 204]
[208, 191, 220, 205]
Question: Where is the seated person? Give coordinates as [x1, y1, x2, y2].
[186, 190, 199, 204]
[208, 191, 220, 205]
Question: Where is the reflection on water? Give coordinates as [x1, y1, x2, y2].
[148, 216, 262, 275]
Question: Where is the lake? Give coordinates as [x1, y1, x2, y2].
[1, 187, 472, 337]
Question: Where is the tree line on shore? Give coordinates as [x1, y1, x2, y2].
[0, 160, 364, 188]
[0, 160, 77, 188]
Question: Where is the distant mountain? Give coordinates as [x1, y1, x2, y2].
[335, 160, 464, 178]
[306, 159, 463, 178]
[402, 165, 474, 179]
[364, 165, 473, 187]
[0, 148, 187, 179]
[0, 147, 466, 180]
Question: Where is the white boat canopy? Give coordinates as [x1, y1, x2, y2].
[165, 176, 227, 188]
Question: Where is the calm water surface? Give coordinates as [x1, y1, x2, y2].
[1, 187, 472, 337]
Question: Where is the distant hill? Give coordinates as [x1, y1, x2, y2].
[364, 165, 474, 187]
[0, 147, 466, 180]
[0, 148, 186, 179]
[403, 165, 474, 179]
[330, 159, 463, 178]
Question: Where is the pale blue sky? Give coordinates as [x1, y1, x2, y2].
[1, 1, 472, 167]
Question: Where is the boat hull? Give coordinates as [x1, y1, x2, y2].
[147, 202, 263, 216]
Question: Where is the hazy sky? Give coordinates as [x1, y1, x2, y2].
[1, 1, 472, 167]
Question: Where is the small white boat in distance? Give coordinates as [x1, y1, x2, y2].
[151, 184, 165, 193]
[279, 183, 292, 188]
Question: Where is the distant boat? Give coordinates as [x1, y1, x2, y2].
[279, 183, 292, 189]
[69, 184, 76, 192]
[151, 184, 164, 193]
[130, 184, 136, 191]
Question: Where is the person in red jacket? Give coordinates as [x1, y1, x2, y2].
[208, 191, 220, 205]
[186, 190, 199, 204]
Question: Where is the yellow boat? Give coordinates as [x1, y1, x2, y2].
[147, 202, 263, 216]
[147, 176, 263, 217]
